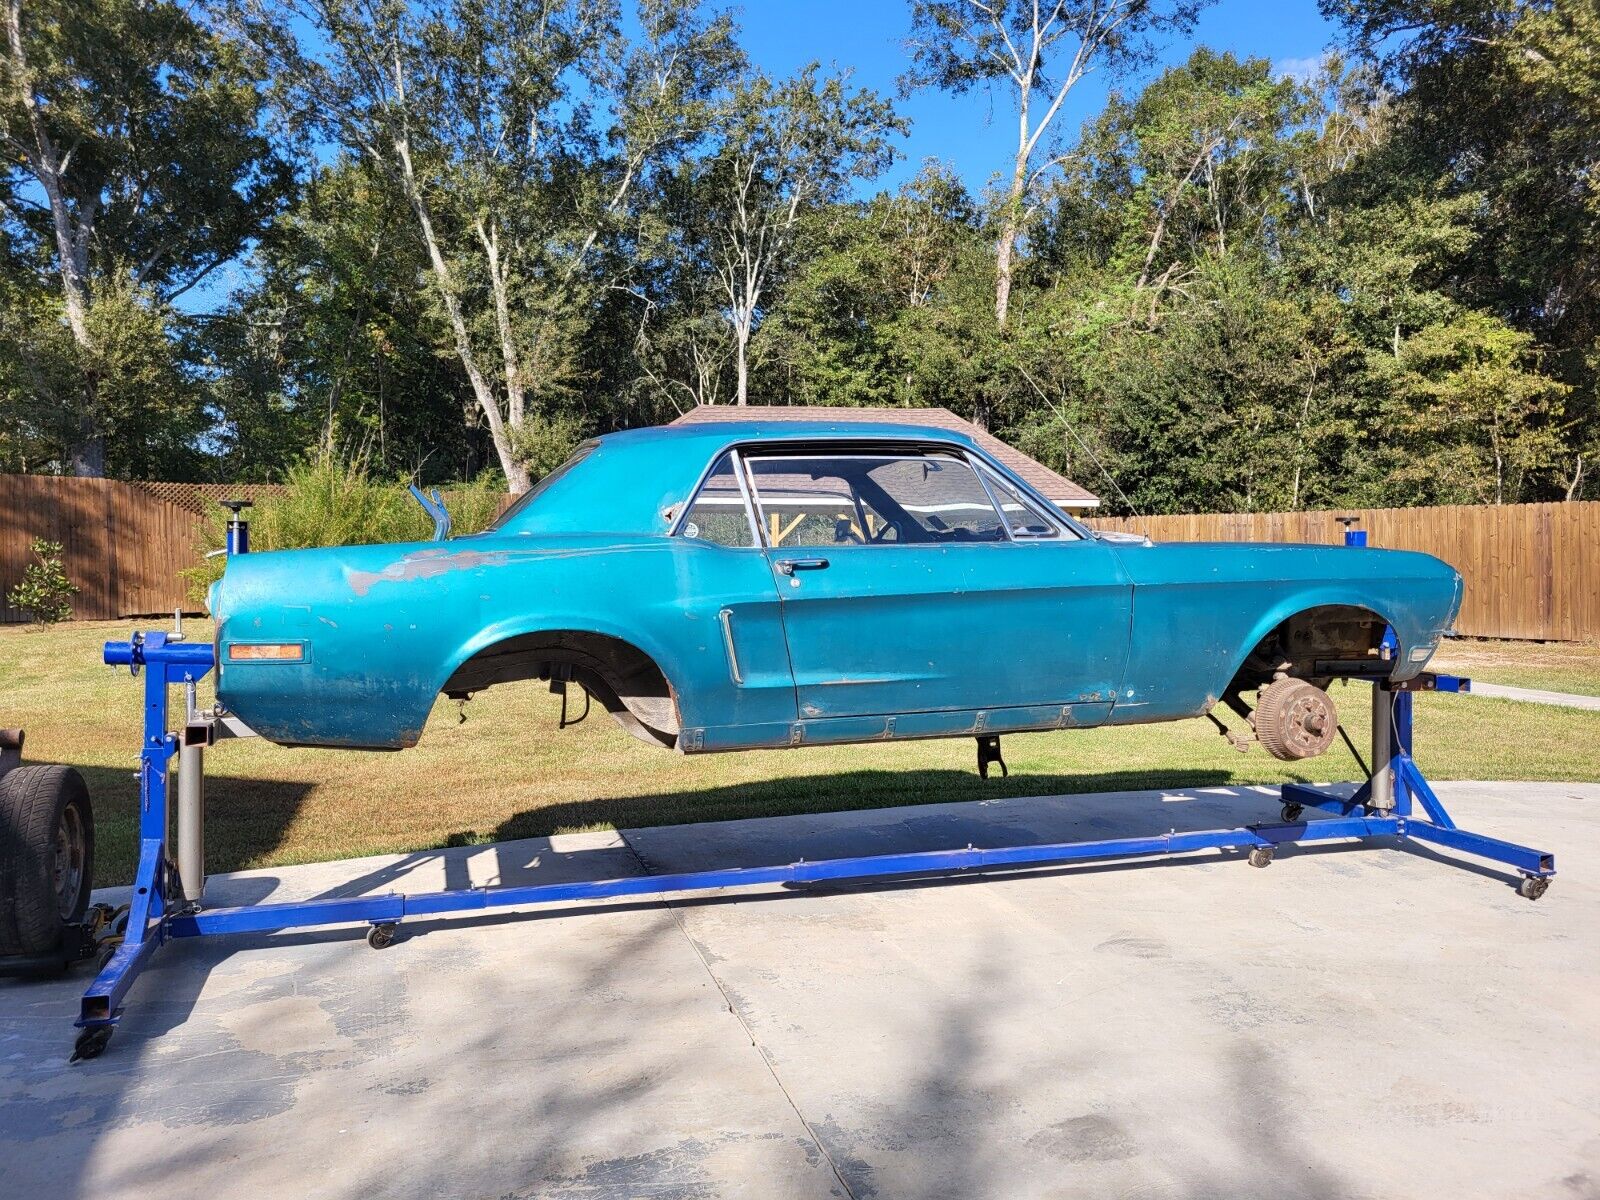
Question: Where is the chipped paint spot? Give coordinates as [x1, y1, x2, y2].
[345, 547, 513, 596]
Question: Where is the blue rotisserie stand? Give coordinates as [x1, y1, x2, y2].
[68, 618, 1555, 1061]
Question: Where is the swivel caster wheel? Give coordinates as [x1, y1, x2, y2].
[71, 1026, 112, 1062]
[1280, 802, 1304, 822]
[367, 923, 398, 950]
[1517, 876, 1550, 901]
[1248, 846, 1274, 869]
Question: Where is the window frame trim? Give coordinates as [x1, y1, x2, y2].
[970, 457, 1067, 540]
[670, 447, 763, 549]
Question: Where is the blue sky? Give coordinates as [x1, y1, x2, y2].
[184, 1, 1339, 313]
[732, 0, 1339, 195]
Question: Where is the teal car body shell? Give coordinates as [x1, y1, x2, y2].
[211, 421, 1463, 753]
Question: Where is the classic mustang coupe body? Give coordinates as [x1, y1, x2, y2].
[210, 421, 1462, 760]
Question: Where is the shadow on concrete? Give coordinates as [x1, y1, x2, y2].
[0, 775, 1552, 1198]
[0, 895, 715, 1200]
[481, 766, 1244, 847]
[772, 918, 1360, 1198]
[74, 764, 315, 888]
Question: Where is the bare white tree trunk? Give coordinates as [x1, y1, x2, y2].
[379, 48, 535, 492]
[4, 0, 106, 474]
[714, 151, 806, 406]
[994, 143, 1028, 327]
[476, 218, 527, 432]
[1138, 138, 1224, 290]
[974, 1, 1126, 328]
[390, 121, 530, 493]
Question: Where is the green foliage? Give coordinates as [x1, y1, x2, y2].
[6, 540, 77, 625]
[508, 413, 585, 482]
[1365, 312, 1570, 505]
[1318, 0, 1598, 494]
[0, 0, 294, 475]
[0, 280, 207, 478]
[181, 454, 506, 600]
[1, 0, 1594, 514]
[199, 161, 484, 483]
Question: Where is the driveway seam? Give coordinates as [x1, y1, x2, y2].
[621, 832, 858, 1200]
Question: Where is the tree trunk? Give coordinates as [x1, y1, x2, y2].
[6, 0, 106, 475]
[735, 341, 749, 406]
[68, 418, 105, 477]
[391, 131, 529, 493]
[994, 146, 1028, 328]
[995, 220, 1019, 329]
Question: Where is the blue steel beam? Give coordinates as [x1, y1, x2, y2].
[172, 815, 1405, 938]
[75, 634, 1557, 1050]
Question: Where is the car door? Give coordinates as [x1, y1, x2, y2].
[742, 444, 1132, 722]
[668, 452, 797, 742]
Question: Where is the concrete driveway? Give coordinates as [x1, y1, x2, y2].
[2, 780, 1597, 1199]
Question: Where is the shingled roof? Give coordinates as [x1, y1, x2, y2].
[668, 405, 1099, 509]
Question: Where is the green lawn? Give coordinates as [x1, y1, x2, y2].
[1432, 638, 1600, 698]
[3, 620, 1597, 886]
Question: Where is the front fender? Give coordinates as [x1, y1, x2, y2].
[1109, 543, 1461, 724]
[1207, 561, 1462, 701]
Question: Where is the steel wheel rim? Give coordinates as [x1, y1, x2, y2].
[54, 804, 85, 920]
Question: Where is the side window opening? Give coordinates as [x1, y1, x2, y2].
[864, 454, 1005, 541]
[745, 451, 1008, 547]
[978, 463, 1071, 539]
[677, 453, 755, 547]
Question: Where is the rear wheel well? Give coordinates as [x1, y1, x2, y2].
[1228, 605, 1390, 696]
[441, 631, 679, 748]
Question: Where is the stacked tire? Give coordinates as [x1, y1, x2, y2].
[0, 765, 95, 958]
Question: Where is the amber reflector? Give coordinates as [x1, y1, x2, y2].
[228, 643, 304, 662]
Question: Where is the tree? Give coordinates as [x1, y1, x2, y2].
[758, 163, 987, 408]
[201, 160, 491, 483]
[0, 0, 293, 474]
[697, 65, 903, 405]
[904, 0, 1205, 328]
[6, 537, 76, 623]
[1321, 0, 1599, 497]
[1122, 52, 1312, 295]
[280, 0, 740, 491]
[1362, 312, 1570, 505]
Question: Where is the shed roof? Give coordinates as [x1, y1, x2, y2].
[668, 405, 1098, 508]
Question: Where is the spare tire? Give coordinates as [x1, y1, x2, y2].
[0, 765, 94, 957]
[1254, 678, 1338, 762]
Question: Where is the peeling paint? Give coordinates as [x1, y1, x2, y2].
[345, 548, 514, 596]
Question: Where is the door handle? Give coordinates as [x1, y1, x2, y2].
[776, 557, 830, 576]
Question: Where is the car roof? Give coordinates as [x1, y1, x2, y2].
[494, 419, 1006, 538]
[595, 419, 983, 451]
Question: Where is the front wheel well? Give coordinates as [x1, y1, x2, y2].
[1227, 605, 1391, 696]
[441, 630, 679, 749]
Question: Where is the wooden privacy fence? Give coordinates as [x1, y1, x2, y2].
[0, 477, 280, 623]
[1084, 502, 1600, 642]
[2, 475, 1597, 639]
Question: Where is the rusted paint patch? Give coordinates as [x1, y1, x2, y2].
[345, 548, 512, 596]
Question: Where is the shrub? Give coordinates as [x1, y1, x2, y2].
[182, 452, 507, 603]
[7, 539, 78, 624]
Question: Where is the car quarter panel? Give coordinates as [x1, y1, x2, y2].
[214, 534, 795, 748]
[1106, 542, 1462, 723]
